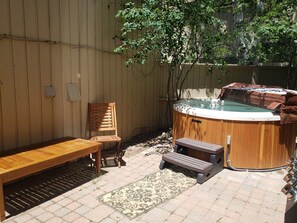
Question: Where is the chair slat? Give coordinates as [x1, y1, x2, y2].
[88, 102, 122, 167]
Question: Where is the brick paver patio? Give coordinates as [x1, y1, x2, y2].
[4, 147, 287, 223]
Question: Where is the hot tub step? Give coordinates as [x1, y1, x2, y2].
[175, 138, 223, 154]
[159, 152, 214, 184]
[174, 138, 224, 180]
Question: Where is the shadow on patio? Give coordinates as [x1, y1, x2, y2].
[4, 159, 106, 218]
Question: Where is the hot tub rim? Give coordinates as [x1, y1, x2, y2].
[174, 99, 280, 122]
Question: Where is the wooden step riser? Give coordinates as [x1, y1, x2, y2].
[162, 152, 213, 173]
[176, 138, 224, 154]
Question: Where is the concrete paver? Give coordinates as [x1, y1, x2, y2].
[53, 207, 71, 217]
[73, 216, 91, 223]
[4, 149, 288, 223]
[109, 212, 125, 222]
[35, 212, 54, 222]
[63, 212, 81, 222]
[46, 203, 62, 212]
[13, 213, 31, 223]
[45, 216, 64, 223]
[84, 205, 114, 222]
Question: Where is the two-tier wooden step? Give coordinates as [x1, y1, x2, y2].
[160, 138, 224, 184]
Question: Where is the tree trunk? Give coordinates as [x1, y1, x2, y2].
[166, 69, 173, 127]
[286, 59, 295, 89]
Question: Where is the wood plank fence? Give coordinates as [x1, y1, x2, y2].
[0, 0, 290, 152]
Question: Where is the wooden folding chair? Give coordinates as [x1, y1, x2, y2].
[88, 102, 122, 167]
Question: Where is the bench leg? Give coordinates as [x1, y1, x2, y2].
[94, 145, 102, 175]
[116, 141, 121, 168]
[0, 178, 5, 221]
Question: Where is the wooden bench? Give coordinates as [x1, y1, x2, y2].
[160, 138, 224, 184]
[0, 137, 101, 220]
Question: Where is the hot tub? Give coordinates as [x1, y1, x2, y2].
[173, 99, 297, 169]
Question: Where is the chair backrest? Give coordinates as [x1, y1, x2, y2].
[88, 102, 118, 137]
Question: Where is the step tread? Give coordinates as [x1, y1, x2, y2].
[162, 152, 213, 173]
[176, 138, 224, 154]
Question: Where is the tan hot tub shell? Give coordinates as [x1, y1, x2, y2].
[173, 110, 297, 169]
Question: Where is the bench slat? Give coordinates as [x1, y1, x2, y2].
[176, 138, 223, 154]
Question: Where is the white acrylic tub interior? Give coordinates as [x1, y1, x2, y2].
[173, 98, 280, 121]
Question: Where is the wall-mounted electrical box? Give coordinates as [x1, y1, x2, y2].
[66, 83, 81, 101]
[44, 86, 56, 97]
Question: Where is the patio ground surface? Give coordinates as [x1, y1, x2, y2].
[4, 146, 287, 223]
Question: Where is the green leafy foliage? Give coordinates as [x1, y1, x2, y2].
[233, 0, 297, 65]
[231, 0, 297, 88]
[115, 0, 230, 108]
[115, 0, 297, 95]
[116, 0, 230, 67]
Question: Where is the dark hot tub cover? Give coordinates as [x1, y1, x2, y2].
[218, 82, 297, 124]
